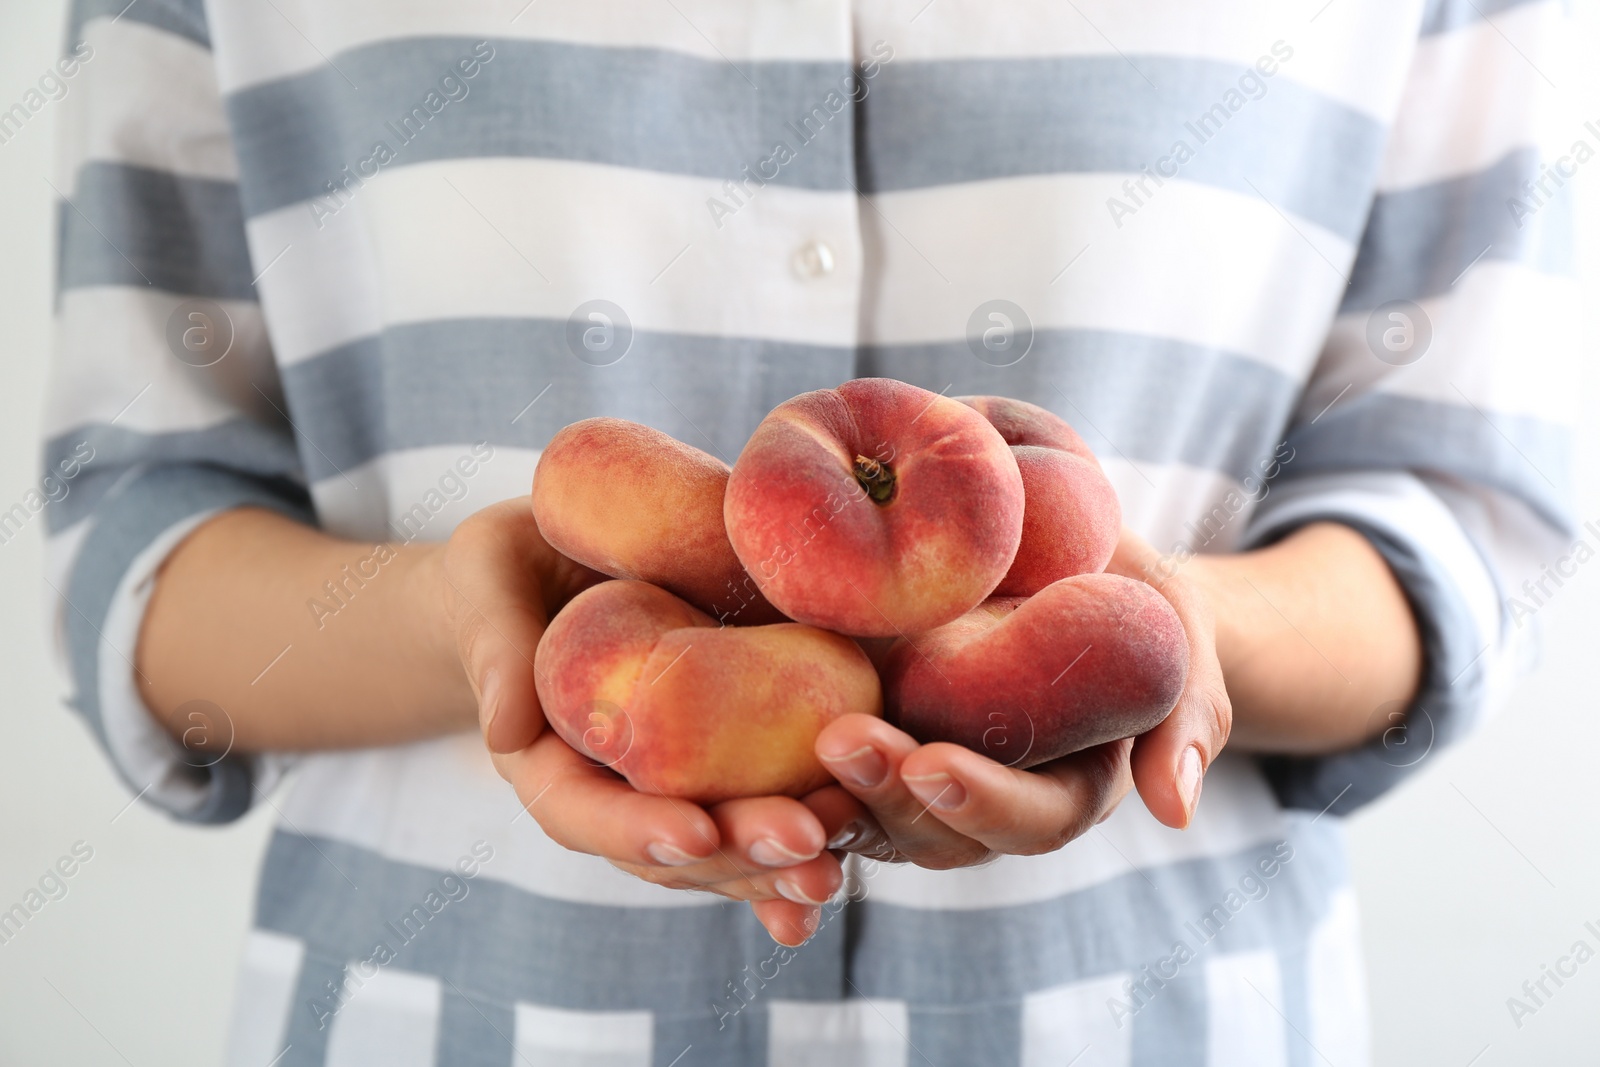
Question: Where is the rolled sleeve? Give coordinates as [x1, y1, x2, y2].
[1248, 0, 1578, 814]
[43, 0, 313, 822]
[61, 468, 312, 822]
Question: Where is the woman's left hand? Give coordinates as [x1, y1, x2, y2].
[811, 526, 1233, 868]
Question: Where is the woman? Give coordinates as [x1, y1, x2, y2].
[45, 0, 1572, 1062]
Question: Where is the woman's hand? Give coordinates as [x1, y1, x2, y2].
[443, 498, 855, 945]
[812, 526, 1233, 867]
[811, 722, 1134, 868]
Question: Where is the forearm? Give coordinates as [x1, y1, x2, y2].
[1184, 522, 1423, 754]
[135, 507, 472, 752]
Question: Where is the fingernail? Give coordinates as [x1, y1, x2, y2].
[776, 878, 828, 906]
[646, 842, 701, 867]
[827, 820, 866, 850]
[818, 745, 888, 789]
[479, 668, 501, 735]
[749, 838, 817, 868]
[1178, 745, 1204, 824]
[903, 772, 967, 812]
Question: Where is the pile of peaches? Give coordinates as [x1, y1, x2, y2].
[531, 379, 1188, 803]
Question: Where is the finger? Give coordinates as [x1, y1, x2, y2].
[709, 795, 831, 872]
[1108, 530, 1233, 828]
[705, 852, 843, 904]
[799, 783, 898, 862]
[899, 738, 1134, 855]
[501, 735, 840, 897]
[690, 799, 844, 903]
[815, 715, 989, 868]
[750, 899, 823, 946]
[796, 784, 871, 847]
[497, 732, 725, 867]
[612, 851, 843, 905]
[444, 498, 558, 753]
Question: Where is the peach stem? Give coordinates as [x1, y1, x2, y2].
[853, 455, 897, 504]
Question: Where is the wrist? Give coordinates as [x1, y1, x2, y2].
[399, 540, 477, 726]
[1179, 552, 1260, 684]
[1184, 524, 1420, 753]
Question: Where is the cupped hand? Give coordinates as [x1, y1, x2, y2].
[488, 734, 860, 945]
[813, 719, 1134, 868]
[440, 497, 857, 944]
[815, 525, 1232, 866]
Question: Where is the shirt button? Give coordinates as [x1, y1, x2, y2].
[792, 239, 836, 279]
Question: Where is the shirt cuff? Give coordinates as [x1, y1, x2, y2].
[51, 464, 315, 824]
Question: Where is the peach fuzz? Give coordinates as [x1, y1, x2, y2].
[879, 574, 1187, 769]
[724, 378, 1024, 637]
[535, 580, 882, 803]
[959, 395, 1120, 595]
[532, 417, 782, 625]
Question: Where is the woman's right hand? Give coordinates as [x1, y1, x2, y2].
[439, 497, 861, 945]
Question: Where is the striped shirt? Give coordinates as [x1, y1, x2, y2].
[42, 0, 1576, 1064]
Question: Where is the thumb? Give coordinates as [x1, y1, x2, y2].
[1107, 528, 1232, 829]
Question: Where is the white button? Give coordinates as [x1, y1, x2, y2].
[792, 239, 835, 279]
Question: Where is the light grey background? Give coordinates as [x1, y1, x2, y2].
[1, 3, 1596, 1064]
